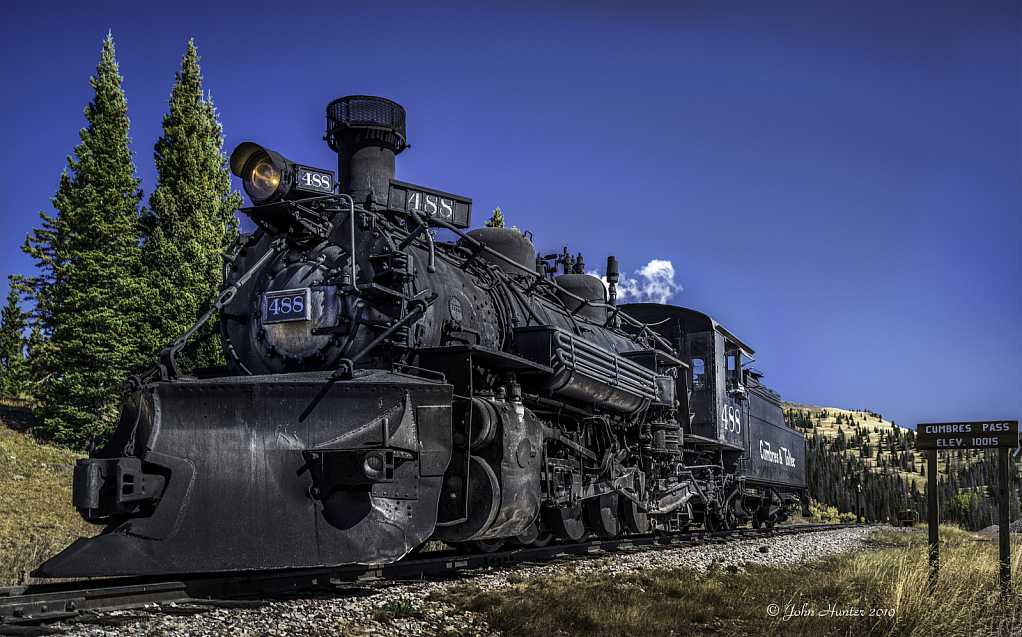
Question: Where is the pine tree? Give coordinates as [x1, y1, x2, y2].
[141, 40, 242, 370]
[835, 426, 846, 451]
[485, 207, 505, 228]
[0, 283, 30, 397]
[17, 33, 146, 446]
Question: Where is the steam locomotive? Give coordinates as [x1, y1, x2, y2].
[38, 96, 806, 578]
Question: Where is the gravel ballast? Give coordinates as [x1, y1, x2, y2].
[45, 526, 887, 637]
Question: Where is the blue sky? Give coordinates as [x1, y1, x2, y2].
[1, 1, 1019, 431]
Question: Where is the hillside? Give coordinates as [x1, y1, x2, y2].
[0, 400, 99, 585]
[782, 401, 1021, 530]
[781, 402, 925, 491]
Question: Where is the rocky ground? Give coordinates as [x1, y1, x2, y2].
[37, 526, 885, 637]
[979, 518, 1022, 534]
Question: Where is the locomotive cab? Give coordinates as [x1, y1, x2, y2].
[685, 328, 751, 448]
[622, 303, 807, 529]
[623, 304, 751, 446]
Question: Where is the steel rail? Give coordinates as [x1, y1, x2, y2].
[0, 524, 862, 628]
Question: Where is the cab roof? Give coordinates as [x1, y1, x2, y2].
[621, 303, 755, 357]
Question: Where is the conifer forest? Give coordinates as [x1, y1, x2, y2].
[785, 407, 1021, 531]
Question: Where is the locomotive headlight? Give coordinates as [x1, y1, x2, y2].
[245, 154, 281, 202]
[230, 142, 289, 204]
[230, 142, 335, 206]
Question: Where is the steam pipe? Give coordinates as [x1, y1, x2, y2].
[343, 193, 358, 293]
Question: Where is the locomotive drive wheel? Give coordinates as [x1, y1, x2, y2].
[514, 516, 555, 547]
[704, 502, 737, 532]
[513, 520, 540, 545]
[752, 507, 766, 529]
[680, 502, 694, 532]
[547, 503, 587, 542]
[620, 497, 650, 534]
[466, 538, 506, 553]
[721, 508, 737, 532]
[585, 494, 623, 540]
[530, 530, 554, 547]
[702, 508, 724, 532]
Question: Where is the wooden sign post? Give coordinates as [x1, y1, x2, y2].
[916, 420, 1019, 598]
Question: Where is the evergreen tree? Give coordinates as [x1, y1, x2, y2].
[485, 207, 505, 228]
[0, 283, 30, 397]
[17, 33, 145, 446]
[141, 40, 241, 370]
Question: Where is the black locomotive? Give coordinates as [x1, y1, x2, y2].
[38, 96, 806, 578]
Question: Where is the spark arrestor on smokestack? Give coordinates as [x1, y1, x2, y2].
[325, 95, 407, 208]
[326, 95, 472, 228]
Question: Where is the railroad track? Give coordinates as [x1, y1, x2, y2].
[1, 523, 860, 631]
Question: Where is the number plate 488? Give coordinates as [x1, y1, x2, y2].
[296, 168, 334, 195]
[263, 288, 310, 324]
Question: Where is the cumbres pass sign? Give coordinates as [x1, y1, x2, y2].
[916, 420, 1019, 450]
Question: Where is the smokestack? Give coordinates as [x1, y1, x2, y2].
[325, 96, 407, 206]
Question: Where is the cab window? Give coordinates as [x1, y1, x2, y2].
[691, 337, 708, 391]
[726, 348, 738, 391]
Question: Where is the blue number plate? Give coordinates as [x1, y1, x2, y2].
[264, 288, 310, 324]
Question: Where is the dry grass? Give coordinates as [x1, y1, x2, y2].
[432, 526, 1021, 637]
[0, 404, 99, 586]
[0, 395, 34, 408]
[839, 527, 1021, 636]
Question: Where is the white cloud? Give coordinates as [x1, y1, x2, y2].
[588, 259, 683, 304]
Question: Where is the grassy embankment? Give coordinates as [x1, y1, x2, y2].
[0, 399, 99, 586]
[433, 526, 1021, 637]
